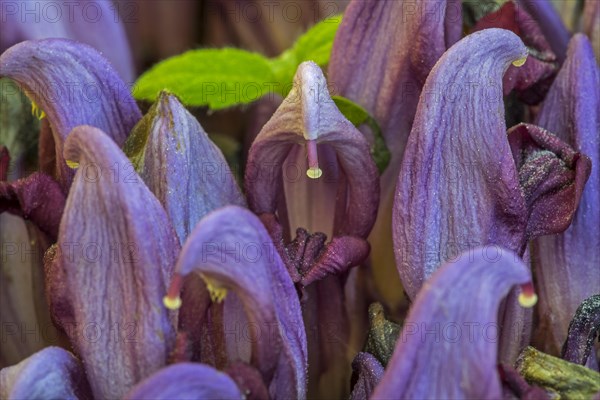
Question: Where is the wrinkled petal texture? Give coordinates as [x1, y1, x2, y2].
[0, 0, 135, 82]
[533, 34, 600, 355]
[349, 352, 384, 400]
[124, 91, 245, 244]
[393, 28, 528, 300]
[48, 126, 180, 399]
[174, 206, 307, 400]
[0, 39, 141, 188]
[328, 0, 460, 307]
[0, 347, 90, 400]
[124, 363, 243, 400]
[0, 172, 65, 240]
[245, 61, 379, 239]
[373, 247, 532, 399]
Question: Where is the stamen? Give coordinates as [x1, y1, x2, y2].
[306, 139, 322, 179]
[518, 281, 538, 308]
[512, 56, 527, 67]
[163, 273, 183, 310]
[66, 160, 79, 169]
[30, 101, 46, 120]
[201, 273, 228, 303]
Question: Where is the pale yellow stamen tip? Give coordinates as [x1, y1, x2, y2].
[163, 295, 182, 310]
[512, 56, 527, 67]
[306, 167, 322, 179]
[202, 274, 228, 303]
[30, 101, 46, 120]
[518, 292, 538, 308]
[66, 160, 79, 169]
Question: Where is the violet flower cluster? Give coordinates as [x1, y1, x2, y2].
[0, 0, 599, 399]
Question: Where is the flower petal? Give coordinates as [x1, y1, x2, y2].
[517, 0, 570, 62]
[124, 91, 245, 244]
[349, 352, 384, 400]
[0, 172, 66, 240]
[0, 39, 141, 188]
[0, 0, 135, 82]
[562, 295, 600, 366]
[170, 206, 307, 400]
[0, 347, 91, 399]
[46, 125, 180, 399]
[393, 28, 529, 300]
[372, 246, 534, 399]
[532, 34, 600, 356]
[583, 0, 600, 62]
[508, 123, 591, 238]
[328, 0, 461, 308]
[124, 363, 243, 400]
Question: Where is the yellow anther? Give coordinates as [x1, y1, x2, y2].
[163, 295, 182, 310]
[306, 167, 323, 179]
[518, 292, 538, 308]
[202, 274, 228, 303]
[66, 160, 79, 169]
[512, 56, 527, 67]
[30, 101, 46, 120]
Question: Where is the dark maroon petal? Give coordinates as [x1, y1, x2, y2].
[0, 172, 65, 240]
[532, 34, 600, 356]
[517, 0, 570, 62]
[225, 361, 270, 400]
[124, 363, 243, 400]
[472, 1, 558, 104]
[0, 347, 91, 399]
[0, 147, 8, 181]
[47, 125, 180, 398]
[328, 0, 461, 308]
[124, 91, 245, 244]
[168, 206, 307, 400]
[0, 39, 141, 188]
[562, 295, 600, 366]
[349, 352, 384, 400]
[508, 123, 591, 239]
[373, 247, 535, 399]
[393, 28, 529, 300]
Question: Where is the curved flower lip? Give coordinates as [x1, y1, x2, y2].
[124, 91, 245, 244]
[123, 363, 243, 400]
[0, 0, 135, 82]
[245, 61, 379, 239]
[168, 205, 307, 400]
[349, 352, 384, 400]
[0, 38, 141, 188]
[393, 28, 529, 300]
[373, 246, 534, 399]
[0, 346, 91, 399]
[47, 125, 180, 399]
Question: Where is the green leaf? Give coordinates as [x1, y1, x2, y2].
[332, 95, 390, 175]
[133, 15, 343, 110]
[134, 48, 275, 110]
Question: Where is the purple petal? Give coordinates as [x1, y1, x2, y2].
[0, 39, 141, 189]
[532, 34, 600, 356]
[0, 346, 91, 399]
[349, 352, 384, 400]
[372, 247, 534, 399]
[583, 0, 600, 62]
[46, 125, 180, 398]
[124, 91, 245, 244]
[498, 364, 551, 400]
[0, 172, 65, 240]
[393, 28, 529, 300]
[328, 0, 461, 307]
[124, 363, 243, 400]
[517, 0, 570, 62]
[472, 1, 558, 104]
[0, 0, 135, 81]
[224, 361, 270, 400]
[507, 123, 591, 238]
[167, 206, 307, 400]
